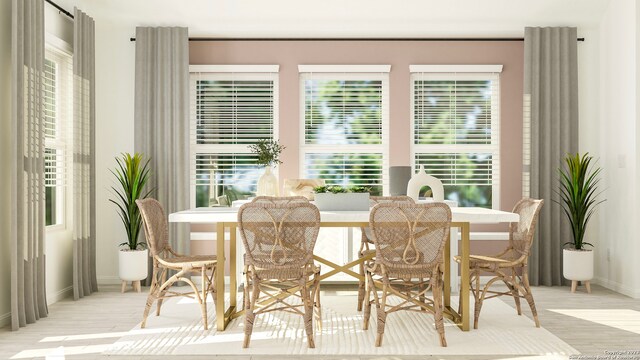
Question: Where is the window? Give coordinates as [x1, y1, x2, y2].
[44, 47, 72, 226]
[410, 65, 501, 208]
[299, 66, 390, 195]
[189, 65, 279, 207]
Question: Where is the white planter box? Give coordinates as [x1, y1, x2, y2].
[563, 248, 594, 281]
[119, 249, 149, 281]
[314, 193, 370, 211]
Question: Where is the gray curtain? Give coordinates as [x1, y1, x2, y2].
[134, 27, 190, 285]
[10, 0, 47, 330]
[525, 27, 579, 286]
[72, 8, 98, 300]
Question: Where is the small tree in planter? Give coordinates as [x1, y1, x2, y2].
[249, 139, 286, 197]
[558, 153, 604, 293]
[110, 153, 153, 293]
[313, 185, 371, 211]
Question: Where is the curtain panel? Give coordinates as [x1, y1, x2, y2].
[72, 7, 98, 300]
[524, 27, 579, 286]
[10, 0, 47, 330]
[134, 27, 190, 284]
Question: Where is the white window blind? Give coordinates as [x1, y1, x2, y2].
[411, 70, 500, 208]
[300, 72, 389, 195]
[44, 46, 72, 226]
[189, 69, 278, 207]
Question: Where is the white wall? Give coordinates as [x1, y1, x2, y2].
[69, 0, 610, 286]
[0, 0, 12, 328]
[592, 0, 639, 298]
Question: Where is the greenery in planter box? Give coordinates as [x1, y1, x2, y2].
[248, 139, 286, 167]
[557, 153, 604, 250]
[313, 185, 371, 194]
[110, 153, 153, 251]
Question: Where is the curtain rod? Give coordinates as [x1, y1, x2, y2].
[45, 0, 74, 19]
[129, 37, 586, 42]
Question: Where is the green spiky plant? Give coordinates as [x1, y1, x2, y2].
[557, 153, 604, 250]
[110, 153, 153, 250]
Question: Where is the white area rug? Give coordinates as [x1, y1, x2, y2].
[104, 293, 578, 356]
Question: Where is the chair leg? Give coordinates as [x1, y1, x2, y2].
[300, 278, 316, 348]
[432, 270, 447, 347]
[363, 271, 373, 330]
[375, 281, 388, 347]
[313, 275, 322, 331]
[357, 253, 366, 312]
[156, 270, 168, 316]
[141, 275, 159, 329]
[200, 267, 209, 331]
[522, 271, 540, 328]
[243, 276, 259, 348]
[473, 269, 482, 330]
[510, 268, 522, 315]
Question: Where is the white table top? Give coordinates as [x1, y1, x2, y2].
[169, 205, 519, 224]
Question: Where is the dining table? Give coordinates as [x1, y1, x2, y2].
[169, 204, 519, 332]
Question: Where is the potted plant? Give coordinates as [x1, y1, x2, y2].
[110, 153, 152, 293]
[313, 185, 371, 211]
[558, 153, 604, 293]
[249, 139, 285, 197]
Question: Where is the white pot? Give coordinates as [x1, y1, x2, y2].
[562, 248, 594, 281]
[314, 193, 370, 211]
[256, 166, 279, 196]
[119, 249, 149, 281]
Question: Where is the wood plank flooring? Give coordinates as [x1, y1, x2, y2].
[0, 284, 638, 359]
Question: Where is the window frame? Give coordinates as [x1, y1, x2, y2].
[298, 71, 390, 195]
[410, 69, 501, 209]
[44, 39, 72, 231]
[189, 67, 280, 208]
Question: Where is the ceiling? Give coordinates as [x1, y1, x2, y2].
[60, 0, 610, 37]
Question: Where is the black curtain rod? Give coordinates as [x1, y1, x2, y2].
[45, 0, 74, 19]
[129, 36, 586, 42]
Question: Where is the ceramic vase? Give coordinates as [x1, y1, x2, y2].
[257, 166, 279, 196]
[406, 165, 445, 202]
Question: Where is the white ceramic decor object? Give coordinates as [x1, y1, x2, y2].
[563, 249, 594, 281]
[119, 249, 149, 281]
[256, 166, 279, 196]
[407, 165, 445, 202]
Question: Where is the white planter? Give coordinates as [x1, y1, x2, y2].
[256, 166, 279, 196]
[314, 193, 370, 211]
[563, 248, 594, 281]
[119, 249, 149, 281]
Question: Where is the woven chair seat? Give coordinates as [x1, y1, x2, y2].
[368, 264, 436, 280]
[251, 264, 320, 281]
[453, 254, 511, 269]
[161, 255, 217, 267]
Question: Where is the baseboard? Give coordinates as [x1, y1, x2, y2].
[47, 285, 73, 305]
[593, 276, 640, 298]
[0, 311, 10, 328]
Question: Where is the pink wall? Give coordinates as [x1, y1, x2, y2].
[189, 41, 524, 259]
[190, 40, 524, 213]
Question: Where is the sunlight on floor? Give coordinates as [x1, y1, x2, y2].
[548, 309, 640, 334]
[11, 344, 111, 359]
[39, 327, 178, 342]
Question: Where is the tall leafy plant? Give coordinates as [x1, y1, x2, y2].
[110, 153, 153, 250]
[248, 139, 286, 167]
[558, 153, 604, 250]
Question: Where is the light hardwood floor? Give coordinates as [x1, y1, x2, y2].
[0, 284, 638, 360]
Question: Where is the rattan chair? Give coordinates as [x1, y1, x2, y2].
[238, 201, 322, 348]
[357, 196, 415, 311]
[454, 198, 544, 329]
[363, 203, 451, 347]
[136, 198, 217, 330]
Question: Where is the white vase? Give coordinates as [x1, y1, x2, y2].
[562, 248, 594, 281]
[406, 165, 445, 202]
[118, 249, 149, 281]
[256, 166, 279, 196]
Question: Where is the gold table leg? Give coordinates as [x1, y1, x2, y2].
[460, 222, 470, 331]
[216, 222, 226, 331]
